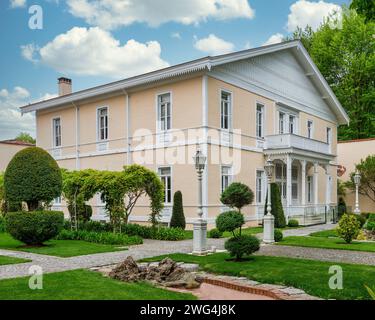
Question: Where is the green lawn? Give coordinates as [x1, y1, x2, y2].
[0, 255, 30, 266]
[142, 253, 375, 300]
[310, 229, 339, 238]
[0, 269, 196, 300]
[0, 233, 126, 257]
[279, 235, 375, 253]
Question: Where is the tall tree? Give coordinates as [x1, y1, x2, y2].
[14, 132, 35, 144]
[289, 9, 375, 141]
[350, 0, 375, 22]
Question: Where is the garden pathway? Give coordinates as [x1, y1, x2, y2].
[1, 224, 374, 280]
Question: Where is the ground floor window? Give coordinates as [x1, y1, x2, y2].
[256, 170, 264, 203]
[221, 166, 232, 194]
[158, 167, 172, 204]
[307, 176, 313, 203]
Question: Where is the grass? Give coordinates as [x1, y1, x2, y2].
[0, 255, 30, 266]
[279, 235, 375, 253]
[0, 269, 196, 300]
[0, 233, 126, 257]
[142, 253, 375, 300]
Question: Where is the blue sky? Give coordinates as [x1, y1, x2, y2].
[0, 0, 349, 140]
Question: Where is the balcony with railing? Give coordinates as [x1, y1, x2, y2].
[264, 134, 331, 155]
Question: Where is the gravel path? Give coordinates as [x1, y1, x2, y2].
[1, 224, 374, 280]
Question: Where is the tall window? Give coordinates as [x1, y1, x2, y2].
[256, 170, 264, 203]
[53, 118, 61, 147]
[256, 103, 264, 138]
[275, 163, 287, 200]
[158, 167, 172, 204]
[289, 115, 296, 134]
[221, 91, 231, 130]
[307, 120, 314, 139]
[292, 165, 298, 200]
[157, 93, 171, 131]
[279, 112, 285, 134]
[307, 176, 313, 203]
[221, 166, 232, 193]
[326, 127, 332, 144]
[97, 107, 108, 141]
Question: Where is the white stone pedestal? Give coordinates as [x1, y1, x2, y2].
[192, 219, 208, 255]
[263, 214, 275, 244]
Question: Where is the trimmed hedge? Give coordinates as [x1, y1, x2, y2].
[216, 211, 245, 234]
[4, 147, 62, 211]
[274, 229, 283, 242]
[208, 228, 223, 239]
[56, 229, 142, 246]
[6, 211, 64, 245]
[225, 235, 260, 260]
[287, 219, 299, 228]
[220, 182, 254, 212]
[264, 183, 286, 228]
[170, 191, 186, 229]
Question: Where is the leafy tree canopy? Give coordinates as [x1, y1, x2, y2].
[14, 132, 35, 145]
[350, 0, 375, 22]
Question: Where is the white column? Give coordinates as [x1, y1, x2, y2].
[314, 163, 319, 205]
[202, 75, 208, 218]
[325, 168, 331, 206]
[286, 155, 292, 219]
[301, 160, 306, 206]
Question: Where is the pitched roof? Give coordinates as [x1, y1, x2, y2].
[20, 40, 349, 125]
[0, 139, 35, 146]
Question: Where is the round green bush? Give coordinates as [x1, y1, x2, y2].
[274, 229, 283, 242]
[216, 210, 245, 234]
[337, 213, 360, 244]
[287, 219, 299, 228]
[208, 228, 223, 238]
[4, 147, 62, 211]
[220, 182, 254, 212]
[224, 235, 260, 260]
[5, 211, 64, 245]
[354, 214, 367, 228]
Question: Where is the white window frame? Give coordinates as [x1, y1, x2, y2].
[279, 112, 285, 134]
[292, 165, 298, 201]
[307, 120, 314, 139]
[307, 176, 314, 203]
[256, 170, 265, 204]
[97, 106, 109, 141]
[289, 115, 296, 134]
[256, 103, 264, 138]
[326, 127, 332, 152]
[52, 117, 62, 148]
[158, 166, 172, 204]
[275, 162, 287, 201]
[156, 92, 172, 132]
[221, 166, 233, 194]
[220, 90, 232, 131]
[53, 196, 62, 206]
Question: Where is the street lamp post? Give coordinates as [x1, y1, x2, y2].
[263, 157, 275, 243]
[353, 170, 361, 215]
[192, 148, 208, 255]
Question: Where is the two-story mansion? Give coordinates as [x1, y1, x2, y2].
[21, 41, 349, 227]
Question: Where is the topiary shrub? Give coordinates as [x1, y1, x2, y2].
[337, 213, 360, 244]
[208, 228, 223, 239]
[67, 203, 93, 223]
[224, 235, 260, 260]
[220, 182, 254, 213]
[354, 214, 367, 228]
[337, 197, 347, 218]
[4, 147, 62, 211]
[287, 219, 299, 228]
[5, 211, 64, 245]
[216, 210, 245, 237]
[264, 183, 286, 228]
[170, 191, 186, 230]
[274, 229, 283, 242]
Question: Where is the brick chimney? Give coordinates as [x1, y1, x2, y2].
[58, 77, 72, 96]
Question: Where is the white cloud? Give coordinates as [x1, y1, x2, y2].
[262, 33, 284, 46]
[66, 0, 255, 30]
[22, 27, 169, 78]
[286, 0, 341, 32]
[21, 43, 39, 63]
[171, 32, 182, 40]
[244, 41, 252, 49]
[10, 0, 26, 8]
[0, 87, 57, 140]
[194, 34, 235, 56]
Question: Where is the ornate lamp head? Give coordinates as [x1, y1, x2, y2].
[193, 148, 206, 172]
[264, 156, 274, 178]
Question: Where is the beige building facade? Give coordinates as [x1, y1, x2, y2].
[21, 41, 349, 227]
[337, 138, 375, 213]
[0, 140, 35, 172]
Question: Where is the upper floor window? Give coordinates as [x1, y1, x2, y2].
[158, 167, 172, 204]
[256, 103, 264, 138]
[52, 118, 61, 147]
[279, 112, 285, 134]
[307, 120, 314, 139]
[157, 93, 171, 132]
[97, 107, 108, 141]
[221, 166, 232, 194]
[221, 91, 232, 130]
[326, 127, 332, 144]
[289, 115, 296, 134]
